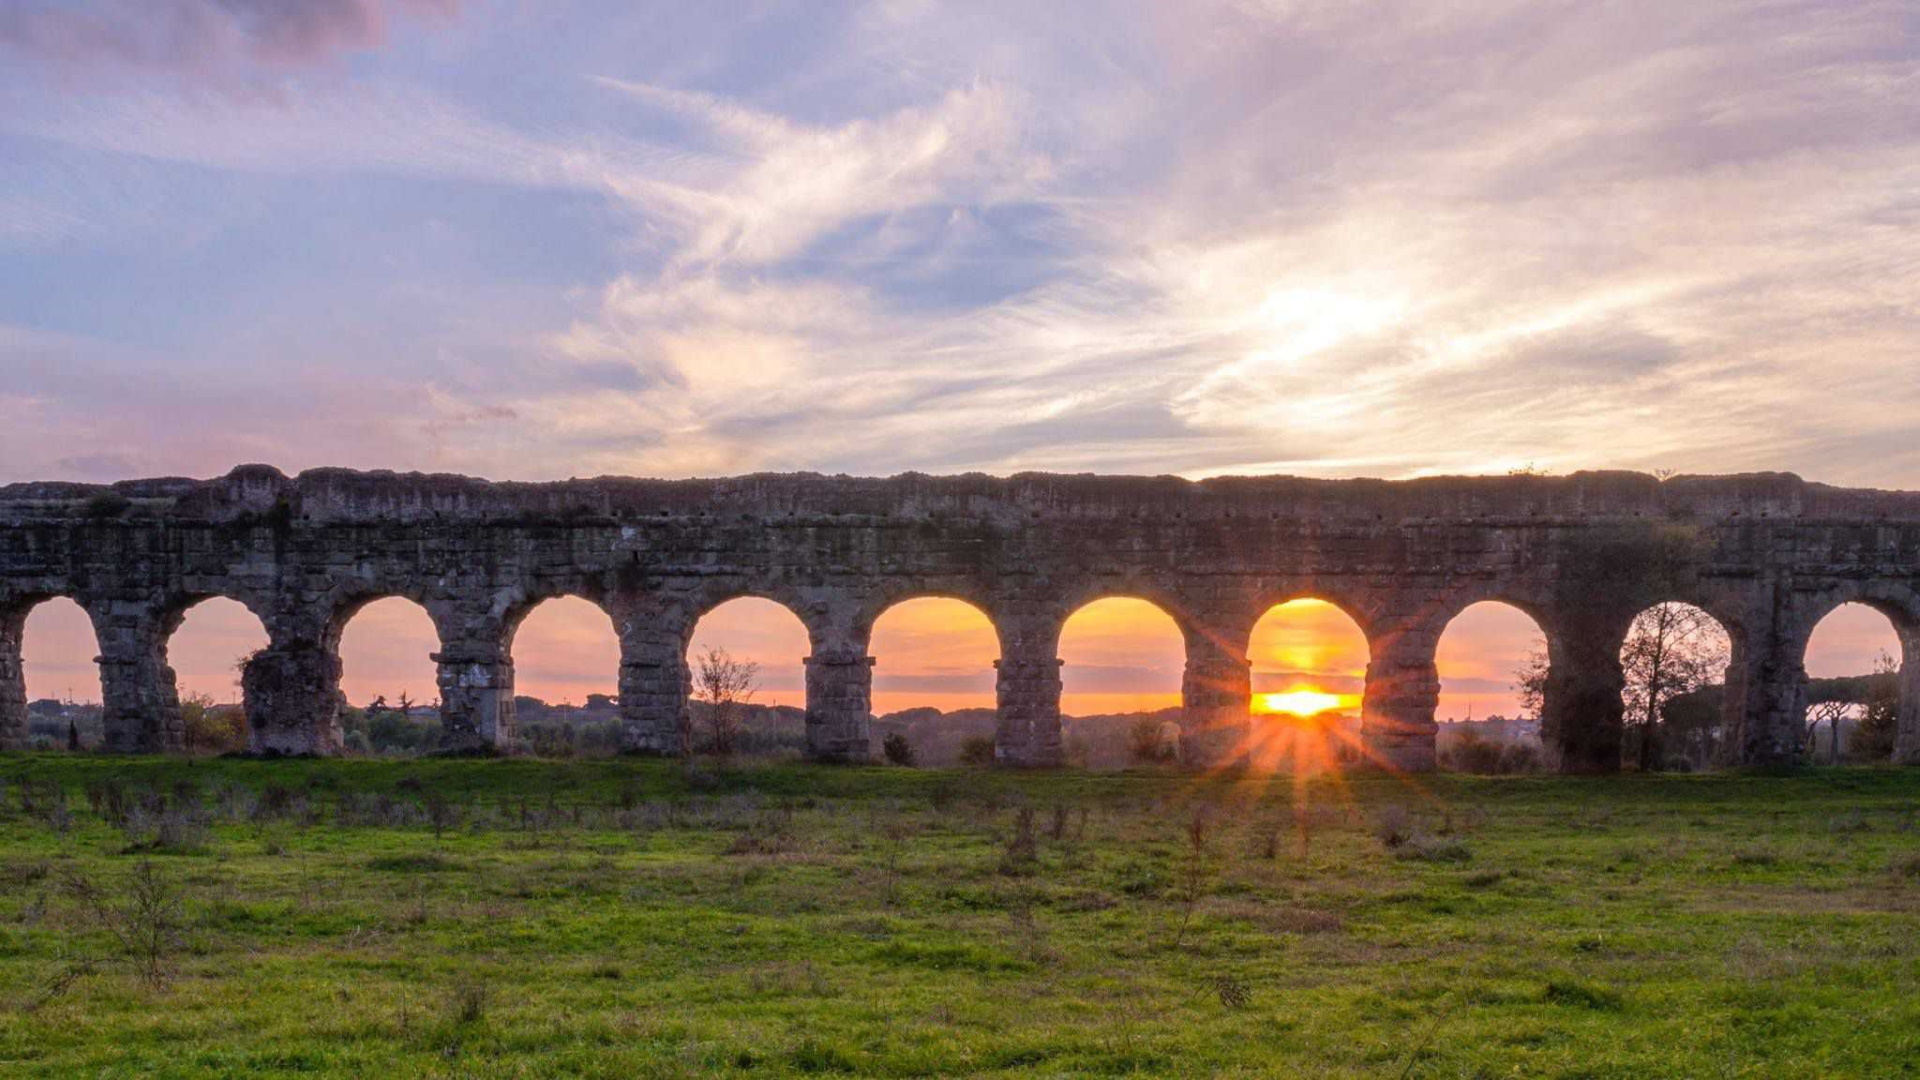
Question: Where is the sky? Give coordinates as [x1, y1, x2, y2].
[5, 1, 1915, 716]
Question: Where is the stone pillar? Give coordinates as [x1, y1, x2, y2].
[995, 617, 1064, 767]
[1720, 617, 1808, 769]
[1362, 623, 1440, 772]
[1542, 623, 1627, 773]
[0, 606, 27, 750]
[617, 609, 689, 755]
[1181, 639, 1250, 768]
[243, 643, 343, 755]
[1896, 624, 1919, 767]
[93, 603, 182, 754]
[805, 650, 874, 762]
[435, 638, 515, 754]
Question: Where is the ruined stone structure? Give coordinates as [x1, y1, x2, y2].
[2, 466, 1916, 770]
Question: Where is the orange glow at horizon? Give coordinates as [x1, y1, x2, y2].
[870, 597, 999, 715]
[1436, 601, 1546, 721]
[687, 597, 809, 708]
[1059, 597, 1185, 716]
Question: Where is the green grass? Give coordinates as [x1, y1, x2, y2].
[0, 756, 1915, 1078]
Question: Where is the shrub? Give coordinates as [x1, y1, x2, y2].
[959, 736, 997, 768]
[1128, 717, 1176, 764]
[881, 731, 915, 767]
[1374, 804, 1413, 849]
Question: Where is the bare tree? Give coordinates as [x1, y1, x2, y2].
[692, 646, 758, 757]
[1620, 603, 1730, 771]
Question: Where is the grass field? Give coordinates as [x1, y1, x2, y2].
[0, 756, 1915, 1078]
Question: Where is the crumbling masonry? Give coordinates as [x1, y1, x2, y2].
[2, 467, 1916, 770]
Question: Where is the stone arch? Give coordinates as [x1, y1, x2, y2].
[160, 595, 270, 702]
[1433, 601, 1549, 770]
[1800, 599, 1912, 764]
[506, 591, 618, 703]
[1615, 601, 1734, 771]
[1, 593, 105, 750]
[868, 596, 1001, 710]
[681, 595, 812, 758]
[684, 595, 813, 708]
[161, 595, 270, 755]
[1248, 598, 1369, 713]
[1057, 596, 1188, 720]
[1245, 597, 1370, 772]
[334, 595, 443, 711]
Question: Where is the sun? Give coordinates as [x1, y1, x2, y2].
[1255, 689, 1347, 717]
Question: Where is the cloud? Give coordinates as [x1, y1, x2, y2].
[4, 0, 1918, 492]
[0, 0, 461, 87]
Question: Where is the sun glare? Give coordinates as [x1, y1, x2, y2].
[1255, 689, 1349, 717]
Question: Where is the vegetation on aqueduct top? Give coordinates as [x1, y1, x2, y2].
[0, 755, 1915, 1078]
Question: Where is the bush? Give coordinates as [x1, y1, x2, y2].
[1128, 717, 1176, 765]
[1440, 730, 1543, 774]
[959, 736, 996, 768]
[881, 731, 915, 767]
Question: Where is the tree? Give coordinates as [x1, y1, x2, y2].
[1805, 699, 1851, 764]
[692, 646, 758, 757]
[1514, 645, 1549, 721]
[1852, 650, 1901, 761]
[1619, 604, 1730, 771]
[881, 731, 915, 766]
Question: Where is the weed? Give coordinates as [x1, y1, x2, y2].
[52, 860, 186, 993]
[997, 806, 1038, 876]
[1542, 978, 1623, 1011]
[447, 979, 490, 1026]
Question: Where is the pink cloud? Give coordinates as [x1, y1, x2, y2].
[0, 0, 460, 85]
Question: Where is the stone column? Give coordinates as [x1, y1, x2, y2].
[243, 642, 343, 755]
[0, 606, 28, 750]
[435, 636, 515, 754]
[995, 603, 1065, 768]
[1362, 623, 1440, 773]
[1720, 617, 1808, 769]
[1542, 623, 1627, 773]
[805, 650, 874, 762]
[1181, 637, 1250, 768]
[1896, 624, 1919, 767]
[93, 602, 182, 754]
[617, 606, 690, 755]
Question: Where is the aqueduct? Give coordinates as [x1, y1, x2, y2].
[2, 466, 1916, 770]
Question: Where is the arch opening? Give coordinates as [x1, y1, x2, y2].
[166, 597, 267, 755]
[686, 597, 809, 758]
[337, 597, 442, 756]
[1246, 599, 1368, 773]
[868, 597, 999, 767]
[510, 596, 621, 758]
[1435, 601, 1548, 773]
[1802, 603, 1905, 765]
[1058, 597, 1184, 769]
[19, 597, 103, 751]
[1617, 602, 1732, 772]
